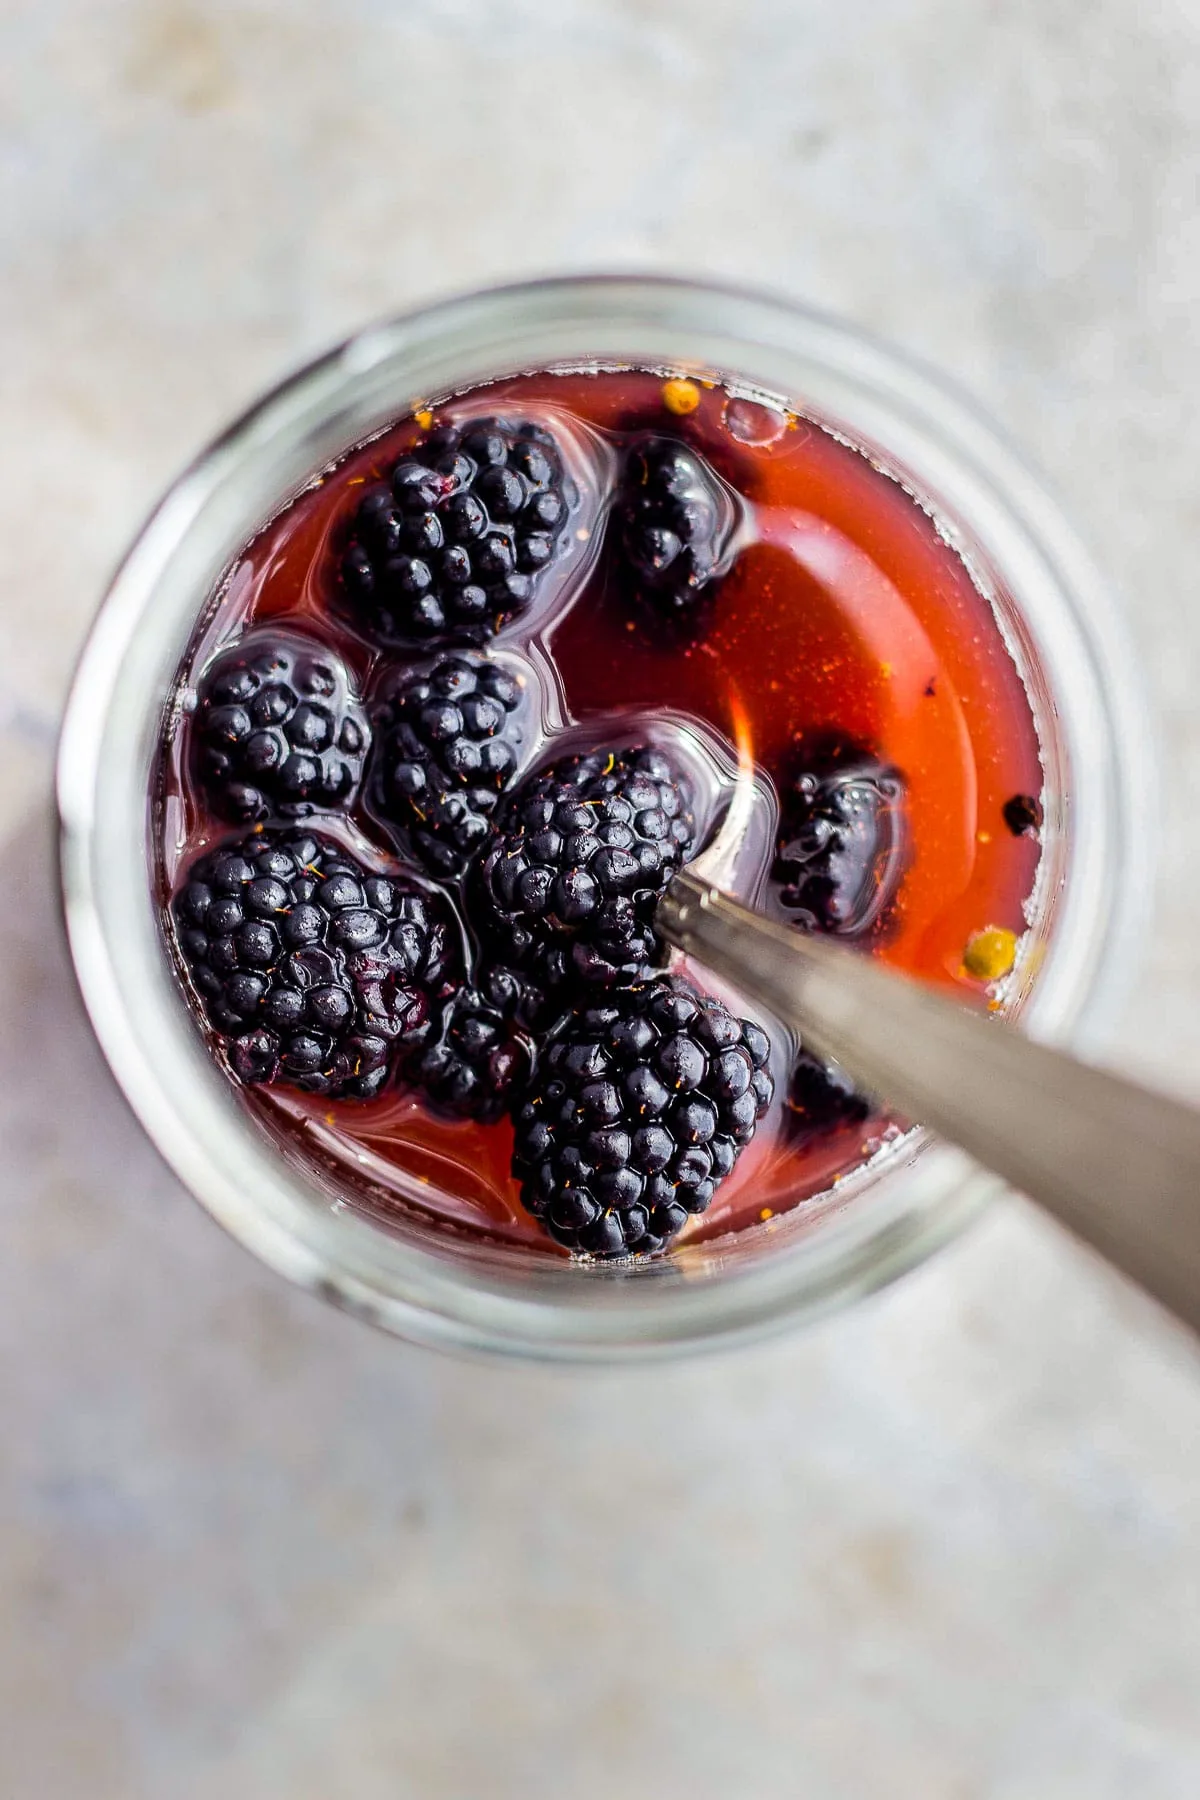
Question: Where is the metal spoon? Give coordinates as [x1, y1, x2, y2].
[659, 869, 1200, 1337]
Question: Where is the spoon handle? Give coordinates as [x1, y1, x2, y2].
[660, 871, 1200, 1336]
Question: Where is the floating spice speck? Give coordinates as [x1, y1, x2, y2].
[963, 925, 1018, 982]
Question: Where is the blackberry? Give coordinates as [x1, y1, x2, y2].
[407, 966, 537, 1123]
[476, 744, 695, 993]
[340, 417, 574, 647]
[787, 1047, 871, 1141]
[511, 977, 774, 1258]
[616, 435, 734, 627]
[171, 830, 452, 1100]
[192, 634, 369, 824]
[369, 653, 526, 879]
[774, 742, 906, 936]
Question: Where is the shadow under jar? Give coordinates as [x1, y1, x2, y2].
[58, 276, 1151, 1360]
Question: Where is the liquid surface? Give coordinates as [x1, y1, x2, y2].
[157, 370, 1043, 1255]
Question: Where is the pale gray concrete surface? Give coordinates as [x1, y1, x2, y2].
[3, 3, 1200, 1795]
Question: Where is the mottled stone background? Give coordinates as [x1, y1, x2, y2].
[3, 3, 1199, 1795]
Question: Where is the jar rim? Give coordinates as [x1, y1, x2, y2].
[57, 272, 1154, 1361]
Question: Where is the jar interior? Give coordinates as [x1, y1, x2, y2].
[59, 279, 1147, 1356]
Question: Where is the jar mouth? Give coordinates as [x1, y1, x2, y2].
[57, 273, 1154, 1362]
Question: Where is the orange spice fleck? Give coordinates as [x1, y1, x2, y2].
[661, 377, 701, 415]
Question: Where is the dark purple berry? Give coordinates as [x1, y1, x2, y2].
[786, 1047, 871, 1141]
[171, 830, 453, 1100]
[773, 741, 906, 937]
[511, 977, 774, 1258]
[368, 653, 527, 879]
[615, 436, 736, 629]
[405, 969, 537, 1123]
[192, 633, 368, 824]
[475, 744, 695, 994]
[340, 417, 574, 647]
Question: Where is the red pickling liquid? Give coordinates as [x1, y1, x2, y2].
[156, 370, 1043, 1257]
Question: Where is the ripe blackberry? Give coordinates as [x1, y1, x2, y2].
[192, 634, 369, 824]
[787, 1047, 871, 1141]
[340, 417, 574, 647]
[616, 435, 735, 626]
[369, 653, 526, 879]
[171, 830, 452, 1100]
[774, 742, 906, 936]
[476, 744, 695, 993]
[407, 966, 537, 1123]
[511, 977, 774, 1258]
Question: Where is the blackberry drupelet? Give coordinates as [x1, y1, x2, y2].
[341, 417, 574, 647]
[774, 742, 906, 936]
[192, 635, 369, 824]
[476, 744, 695, 993]
[511, 977, 774, 1257]
[172, 830, 452, 1100]
[407, 965, 537, 1123]
[369, 653, 526, 879]
[616, 435, 734, 627]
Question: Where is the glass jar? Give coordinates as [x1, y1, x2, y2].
[57, 275, 1152, 1360]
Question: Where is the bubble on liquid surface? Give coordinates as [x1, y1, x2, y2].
[723, 397, 788, 447]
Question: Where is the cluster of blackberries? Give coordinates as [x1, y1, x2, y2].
[171, 407, 901, 1260]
